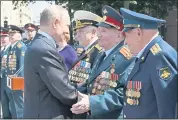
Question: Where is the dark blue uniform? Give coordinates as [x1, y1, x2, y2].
[6, 40, 27, 118]
[77, 6, 135, 119]
[5, 25, 26, 118]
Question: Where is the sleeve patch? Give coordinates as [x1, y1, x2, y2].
[159, 67, 171, 80]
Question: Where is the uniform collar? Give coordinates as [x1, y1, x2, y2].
[38, 30, 57, 48]
[5, 44, 11, 51]
[105, 43, 118, 58]
[84, 37, 98, 50]
[136, 32, 159, 58]
[11, 41, 18, 49]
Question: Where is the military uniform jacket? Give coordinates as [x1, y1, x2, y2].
[1, 45, 11, 87]
[6, 41, 27, 77]
[87, 41, 134, 119]
[68, 40, 102, 85]
[122, 35, 177, 119]
[88, 36, 177, 119]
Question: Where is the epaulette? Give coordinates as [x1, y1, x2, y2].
[17, 43, 22, 48]
[119, 46, 132, 60]
[150, 43, 162, 55]
[94, 44, 103, 52]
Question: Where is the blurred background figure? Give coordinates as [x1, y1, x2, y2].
[23, 23, 38, 46]
[57, 30, 78, 71]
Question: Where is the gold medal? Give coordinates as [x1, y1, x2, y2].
[109, 81, 113, 87]
[92, 88, 96, 94]
[136, 99, 139, 105]
[127, 90, 132, 97]
[112, 82, 117, 87]
[136, 91, 141, 98]
[97, 85, 101, 90]
[127, 98, 132, 105]
[110, 69, 115, 73]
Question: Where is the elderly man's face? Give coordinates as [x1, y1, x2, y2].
[55, 13, 70, 42]
[125, 28, 141, 55]
[1, 35, 10, 46]
[97, 26, 121, 50]
[9, 32, 22, 43]
[74, 26, 93, 47]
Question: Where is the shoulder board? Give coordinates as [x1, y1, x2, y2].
[85, 45, 95, 55]
[150, 43, 162, 55]
[94, 44, 102, 51]
[119, 46, 132, 60]
[17, 43, 22, 48]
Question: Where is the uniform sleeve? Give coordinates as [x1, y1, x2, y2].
[37, 48, 78, 106]
[150, 54, 178, 118]
[19, 45, 27, 77]
[89, 87, 123, 117]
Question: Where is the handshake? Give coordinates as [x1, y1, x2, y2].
[71, 91, 90, 114]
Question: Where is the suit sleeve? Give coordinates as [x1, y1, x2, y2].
[37, 48, 78, 106]
[19, 45, 27, 77]
[150, 53, 178, 118]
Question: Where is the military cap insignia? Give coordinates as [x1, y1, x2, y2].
[17, 43, 22, 48]
[150, 43, 162, 55]
[159, 67, 171, 80]
[119, 46, 132, 60]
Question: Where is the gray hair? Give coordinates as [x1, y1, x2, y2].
[40, 5, 68, 25]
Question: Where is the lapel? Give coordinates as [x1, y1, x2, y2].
[127, 36, 162, 81]
[89, 41, 124, 83]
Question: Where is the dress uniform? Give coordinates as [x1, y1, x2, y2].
[0, 27, 12, 118]
[6, 25, 27, 118]
[85, 6, 135, 119]
[23, 23, 37, 46]
[69, 11, 103, 87]
[119, 8, 178, 118]
[70, 10, 103, 119]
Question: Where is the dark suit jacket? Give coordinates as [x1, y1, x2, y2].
[23, 33, 78, 119]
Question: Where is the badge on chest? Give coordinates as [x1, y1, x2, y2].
[126, 81, 142, 105]
[91, 63, 119, 95]
[69, 60, 91, 83]
[8, 51, 17, 71]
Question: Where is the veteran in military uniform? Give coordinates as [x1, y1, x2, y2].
[69, 10, 103, 88]
[71, 6, 135, 119]
[119, 8, 178, 119]
[23, 23, 37, 46]
[6, 25, 27, 118]
[0, 27, 12, 118]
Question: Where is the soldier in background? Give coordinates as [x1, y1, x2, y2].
[23, 23, 37, 46]
[1, 27, 11, 119]
[6, 25, 27, 118]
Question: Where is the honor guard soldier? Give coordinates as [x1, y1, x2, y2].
[71, 6, 135, 119]
[0, 27, 11, 119]
[23, 23, 37, 46]
[69, 10, 103, 88]
[6, 25, 27, 118]
[119, 8, 178, 119]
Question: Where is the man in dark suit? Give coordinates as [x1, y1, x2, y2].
[23, 5, 78, 119]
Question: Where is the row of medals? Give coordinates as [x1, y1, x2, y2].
[126, 81, 142, 105]
[92, 64, 119, 95]
[8, 53, 17, 70]
[69, 60, 91, 83]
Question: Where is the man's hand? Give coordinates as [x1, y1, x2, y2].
[71, 91, 90, 114]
